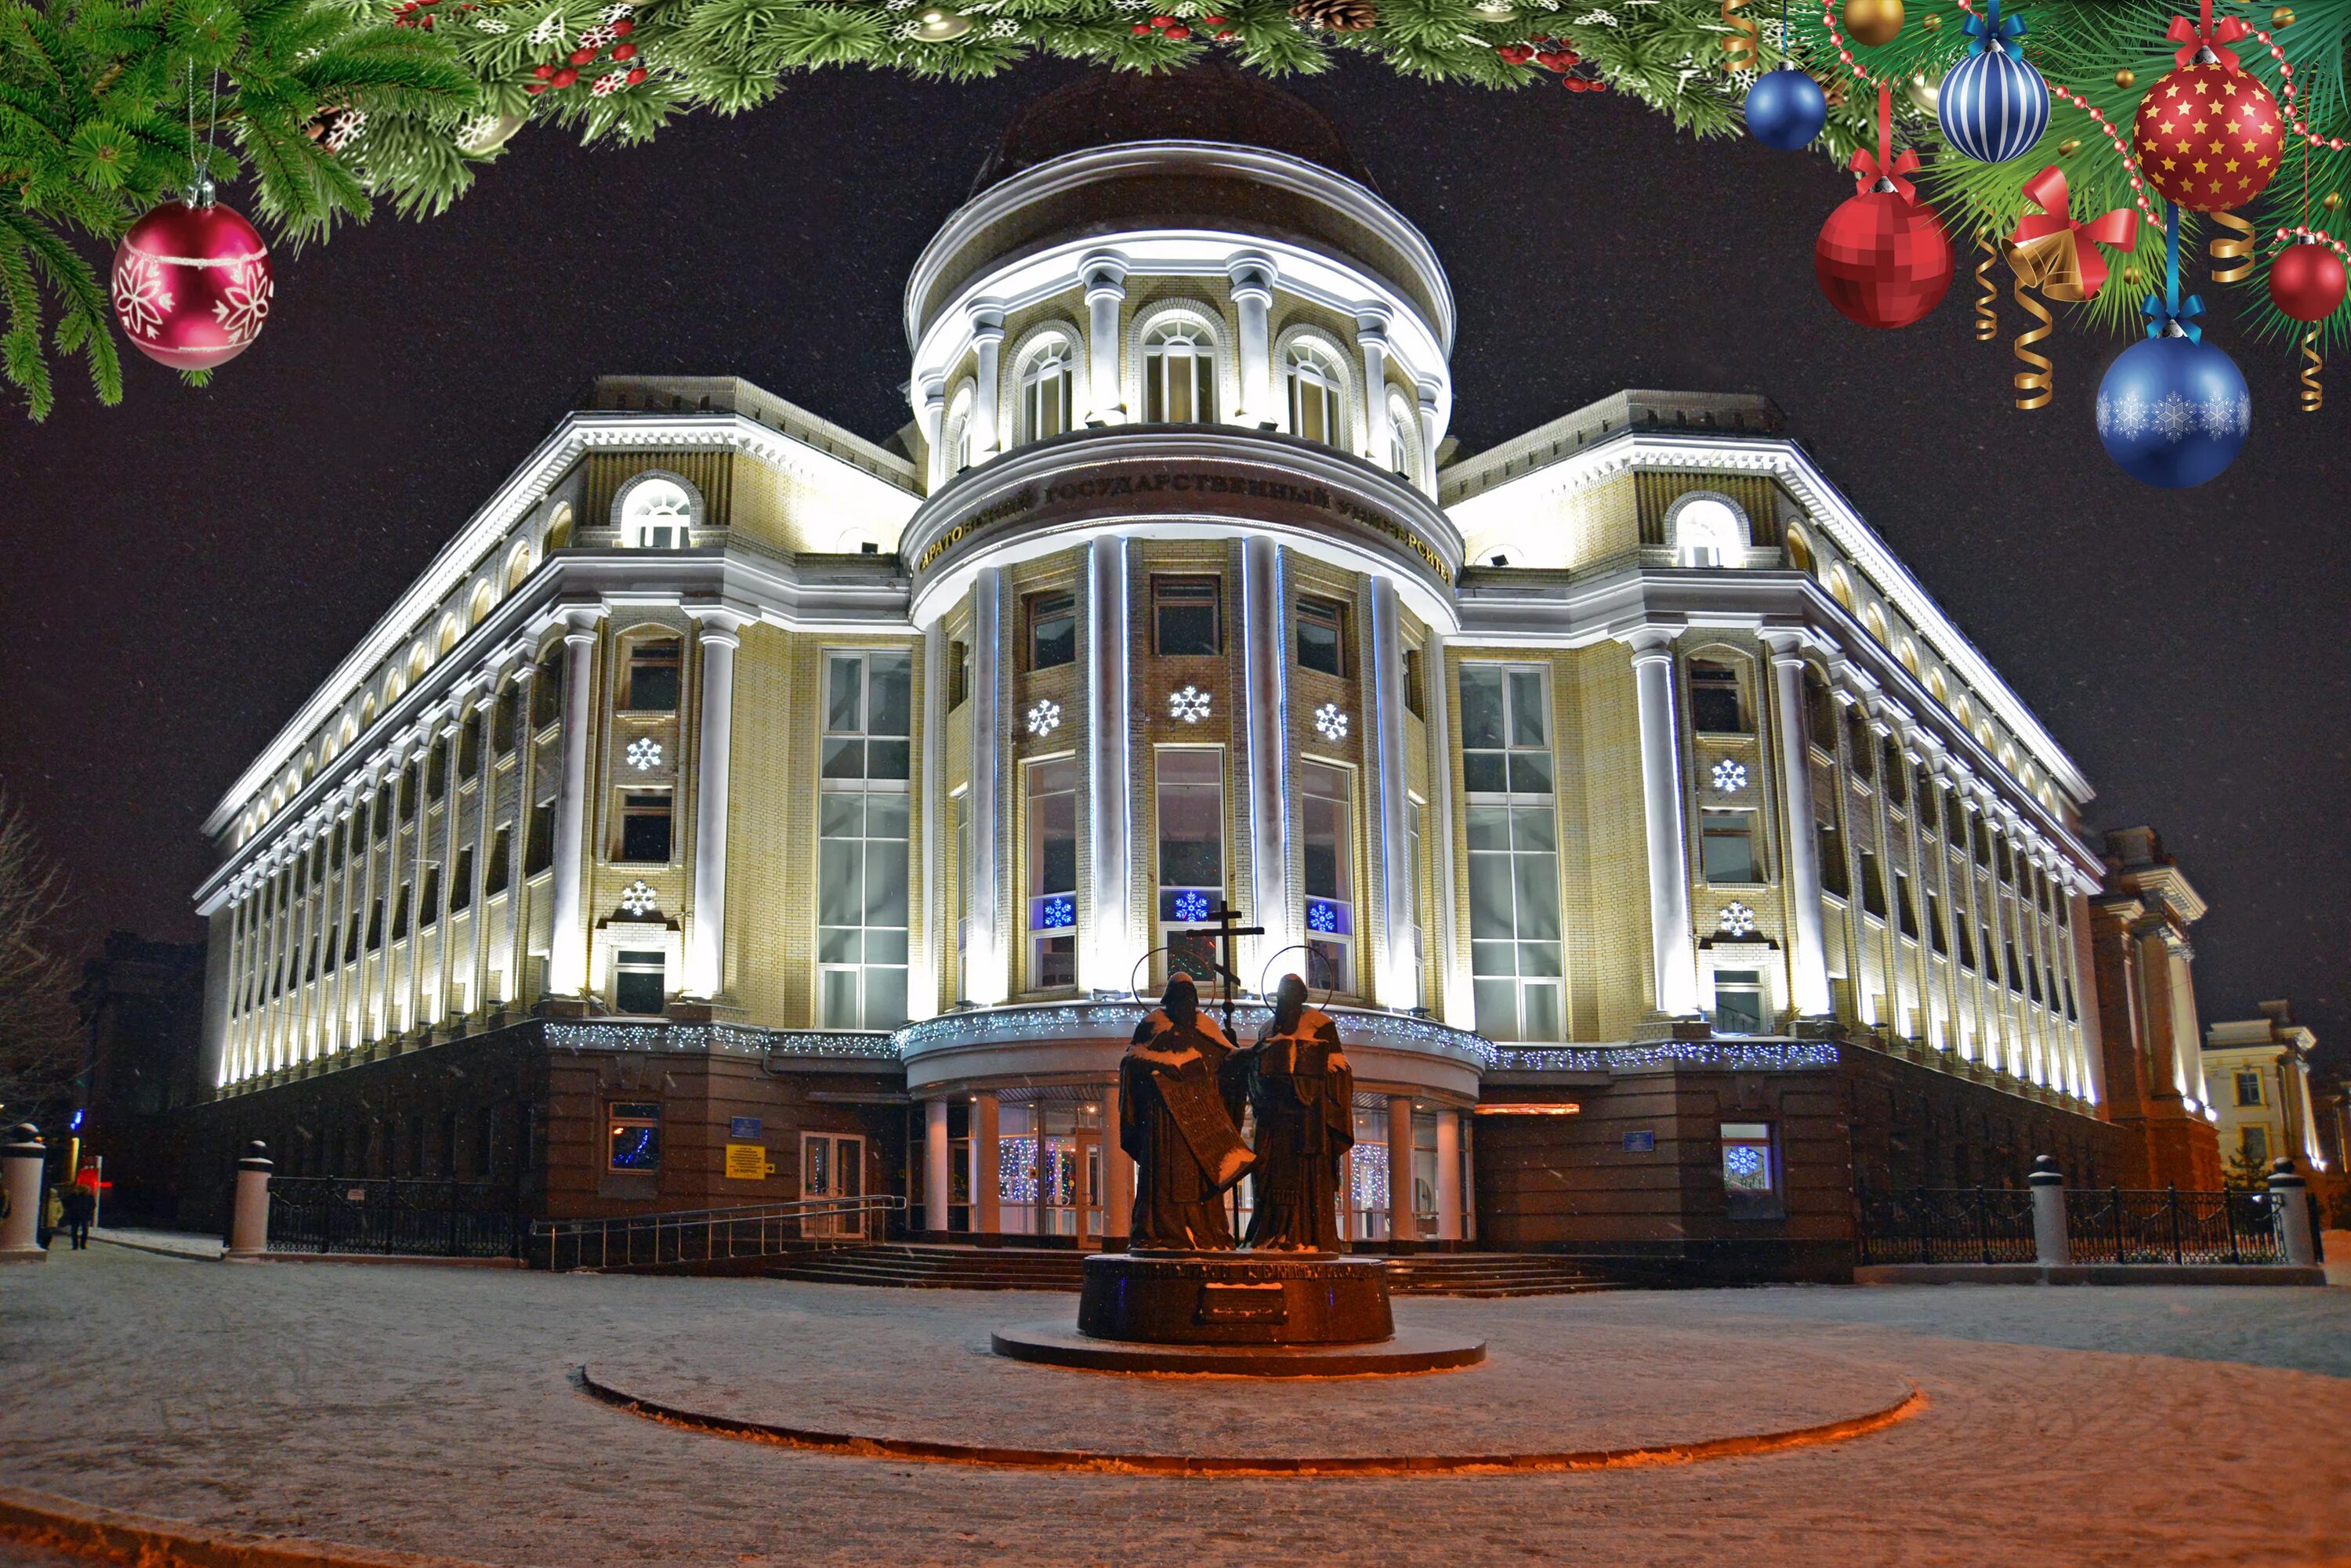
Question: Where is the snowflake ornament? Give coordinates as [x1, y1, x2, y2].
[626, 737, 663, 770]
[527, 10, 565, 45]
[1313, 703, 1349, 742]
[1026, 700, 1061, 737]
[591, 69, 625, 95]
[110, 253, 172, 341]
[211, 259, 273, 346]
[1168, 686, 1212, 724]
[986, 16, 1018, 34]
[1173, 890, 1211, 923]
[473, 14, 509, 30]
[620, 880, 658, 917]
[1710, 759, 1748, 793]
[600, 1, 636, 17]
[1719, 902, 1758, 937]
[578, 23, 618, 48]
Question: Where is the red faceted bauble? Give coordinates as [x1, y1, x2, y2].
[2132, 60, 2283, 213]
[2269, 240, 2348, 322]
[110, 197, 273, 371]
[1815, 190, 1954, 329]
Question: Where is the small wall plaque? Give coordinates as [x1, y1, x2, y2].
[1623, 1130, 1657, 1153]
[729, 1116, 763, 1139]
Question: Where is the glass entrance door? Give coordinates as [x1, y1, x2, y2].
[802, 1132, 865, 1237]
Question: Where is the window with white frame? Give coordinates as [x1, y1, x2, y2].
[1143, 319, 1215, 424]
[1462, 664, 1563, 1041]
[1712, 969, 1766, 1035]
[818, 650, 913, 1030]
[621, 477, 694, 549]
[1155, 748, 1223, 984]
[1673, 496, 1747, 567]
[1026, 757, 1078, 990]
[1300, 762, 1357, 994]
[1019, 338, 1076, 444]
[944, 386, 973, 473]
[1285, 343, 1343, 447]
[1386, 391, 1421, 482]
[2236, 1069, 2263, 1106]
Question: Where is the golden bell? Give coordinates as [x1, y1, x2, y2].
[2057, 138, 2081, 157]
[2327, 190, 2345, 212]
[1920, 11, 1940, 28]
[2005, 231, 2092, 302]
[2114, 67, 2135, 89]
[1842, 0, 1903, 47]
[913, 5, 973, 40]
[1905, 68, 1941, 114]
[2271, 6, 2295, 26]
[2122, 263, 2143, 287]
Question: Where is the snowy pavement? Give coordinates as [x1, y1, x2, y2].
[0, 1247, 2342, 1566]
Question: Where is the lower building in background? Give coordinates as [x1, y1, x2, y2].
[2086, 827, 2224, 1189]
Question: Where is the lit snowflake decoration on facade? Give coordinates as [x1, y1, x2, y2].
[626, 737, 662, 770]
[1168, 686, 1212, 724]
[1039, 895, 1075, 929]
[1711, 759, 1748, 793]
[1313, 703, 1349, 741]
[1723, 1145, 1766, 1180]
[1718, 902, 1758, 937]
[1173, 890, 1211, 923]
[1306, 900, 1340, 935]
[620, 880, 658, 917]
[1025, 700, 1061, 737]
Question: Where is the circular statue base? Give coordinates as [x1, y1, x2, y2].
[992, 1321, 1485, 1376]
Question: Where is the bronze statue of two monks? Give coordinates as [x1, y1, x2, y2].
[1118, 971, 1355, 1254]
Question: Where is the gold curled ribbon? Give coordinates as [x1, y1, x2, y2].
[2302, 328, 2324, 413]
[1975, 236, 2000, 342]
[1720, 0, 1757, 71]
[2010, 279, 2054, 410]
[2208, 209, 2257, 283]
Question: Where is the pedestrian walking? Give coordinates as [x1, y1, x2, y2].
[60, 1181, 95, 1251]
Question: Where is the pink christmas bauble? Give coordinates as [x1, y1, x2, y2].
[1815, 189, 1953, 329]
[110, 197, 274, 371]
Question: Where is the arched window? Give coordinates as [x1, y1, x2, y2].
[1018, 338, 1075, 443]
[542, 504, 574, 552]
[1672, 495, 1748, 567]
[437, 614, 460, 657]
[1827, 564, 1856, 611]
[1786, 526, 1815, 574]
[505, 541, 534, 591]
[469, 582, 494, 627]
[944, 385, 973, 473]
[1143, 319, 1215, 424]
[1386, 391, 1421, 483]
[619, 478, 693, 549]
[1862, 602, 1889, 645]
[1285, 344, 1343, 447]
[1896, 636, 1921, 676]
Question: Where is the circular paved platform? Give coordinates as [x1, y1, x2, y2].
[990, 1320, 1487, 1376]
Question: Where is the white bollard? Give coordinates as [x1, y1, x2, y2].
[0, 1124, 47, 1262]
[2029, 1154, 2071, 1267]
[226, 1142, 273, 1261]
[2268, 1159, 2317, 1269]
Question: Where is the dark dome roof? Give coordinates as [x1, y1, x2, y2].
[973, 67, 1374, 194]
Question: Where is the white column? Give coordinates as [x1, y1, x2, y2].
[1241, 536, 1291, 983]
[915, 621, 946, 1023]
[259, 865, 286, 1070]
[1763, 636, 1832, 1017]
[545, 618, 602, 998]
[1415, 379, 1443, 495]
[1082, 535, 1132, 993]
[1627, 628, 1700, 1016]
[924, 1098, 951, 1235]
[1103, 1075, 1132, 1244]
[434, 714, 466, 1027]
[1228, 255, 1274, 426]
[1386, 1095, 1415, 1246]
[966, 570, 1008, 1005]
[969, 305, 1005, 461]
[506, 672, 539, 1004]
[1462, 1114, 1477, 1244]
[916, 376, 947, 490]
[465, 697, 500, 1018]
[1435, 1108, 1462, 1241]
[1424, 632, 1473, 1026]
[322, 809, 353, 1054]
[686, 614, 742, 999]
[1081, 255, 1126, 425]
[1357, 310, 1392, 469]
[1367, 578, 1415, 1009]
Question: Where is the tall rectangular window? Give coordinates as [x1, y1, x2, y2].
[2236, 1070, 2263, 1106]
[1026, 758, 1078, 990]
[607, 1101, 661, 1172]
[531, 654, 562, 729]
[1024, 592, 1076, 672]
[1688, 661, 1747, 733]
[1151, 576, 1222, 657]
[392, 882, 413, 942]
[1712, 969, 1766, 1035]
[614, 950, 665, 1015]
[820, 650, 914, 1030]
[1701, 810, 1759, 884]
[1300, 762, 1356, 994]
[1460, 665, 1552, 795]
[1155, 749, 1223, 983]
[458, 716, 483, 780]
[953, 794, 969, 1004]
[1818, 820, 1850, 899]
[625, 639, 682, 712]
[1859, 849, 1887, 920]
[1925, 887, 1947, 954]
[523, 802, 554, 876]
[1893, 868, 1919, 940]
[1143, 323, 1215, 424]
[485, 827, 512, 897]
[1296, 595, 1348, 677]
[417, 865, 442, 929]
[427, 739, 448, 802]
[1403, 646, 1427, 719]
[947, 639, 970, 711]
[1406, 798, 1426, 1011]
[618, 792, 672, 863]
[1462, 664, 1562, 1041]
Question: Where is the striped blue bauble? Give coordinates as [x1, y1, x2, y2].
[1936, 0, 2048, 163]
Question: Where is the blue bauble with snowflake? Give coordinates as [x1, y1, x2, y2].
[1745, 66, 1828, 150]
[2096, 335, 2250, 489]
[1937, 0, 2049, 163]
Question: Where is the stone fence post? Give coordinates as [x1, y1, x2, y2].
[226, 1142, 273, 1261]
[2029, 1154, 2071, 1267]
[2268, 1158, 2317, 1268]
[1, 1124, 46, 1262]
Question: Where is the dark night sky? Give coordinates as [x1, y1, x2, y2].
[3, 60, 2342, 1059]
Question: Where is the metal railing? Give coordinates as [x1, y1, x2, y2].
[2065, 1186, 2284, 1266]
[1856, 1187, 2038, 1266]
[268, 1177, 526, 1261]
[532, 1194, 906, 1273]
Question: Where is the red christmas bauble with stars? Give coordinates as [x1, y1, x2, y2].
[2132, 59, 2283, 213]
[110, 187, 274, 371]
[1816, 189, 1954, 328]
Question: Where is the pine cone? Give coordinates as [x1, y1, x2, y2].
[1291, 0, 1377, 31]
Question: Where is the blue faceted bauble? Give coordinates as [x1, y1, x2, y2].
[1746, 66, 1828, 151]
[2096, 335, 2251, 490]
[1937, 45, 2049, 163]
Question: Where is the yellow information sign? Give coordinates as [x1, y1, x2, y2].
[723, 1143, 773, 1180]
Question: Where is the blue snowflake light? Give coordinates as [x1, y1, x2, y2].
[1173, 890, 1210, 923]
[1039, 895, 1075, 930]
[1306, 900, 1339, 935]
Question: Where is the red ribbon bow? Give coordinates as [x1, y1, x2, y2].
[2008, 165, 2140, 300]
[1848, 82, 1919, 200]
[2166, 0, 2248, 70]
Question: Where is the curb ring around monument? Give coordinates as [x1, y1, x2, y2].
[574, 1366, 1927, 1476]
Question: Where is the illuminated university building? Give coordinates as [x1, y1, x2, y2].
[190, 72, 2128, 1278]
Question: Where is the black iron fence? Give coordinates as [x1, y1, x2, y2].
[533, 1195, 905, 1273]
[2066, 1186, 2284, 1266]
[1856, 1186, 2038, 1266]
[267, 1177, 527, 1261]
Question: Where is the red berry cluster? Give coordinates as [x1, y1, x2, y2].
[1132, 12, 1194, 39]
[527, 16, 644, 95]
[1495, 36, 1607, 91]
[390, 0, 469, 32]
